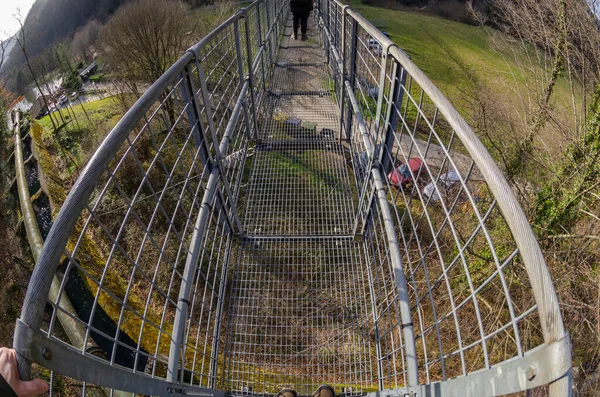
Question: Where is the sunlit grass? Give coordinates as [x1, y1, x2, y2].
[38, 95, 122, 134]
[345, 0, 577, 128]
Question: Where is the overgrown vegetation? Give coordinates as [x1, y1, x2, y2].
[0, 81, 29, 348]
[468, 0, 600, 393]
[349, 0, 599, 393]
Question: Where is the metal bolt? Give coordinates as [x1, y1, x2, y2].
[41, 348, 52, 361]
[526, 365, 537, 381]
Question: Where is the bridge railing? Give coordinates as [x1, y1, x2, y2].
[13, 0, 286, 395]
[12, 0, 572, 394]
[318, 1, 571, 395]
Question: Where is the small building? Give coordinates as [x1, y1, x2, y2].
[30, 96, 48, 119]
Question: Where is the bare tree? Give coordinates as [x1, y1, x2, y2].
[101, 0, 234, 124]
[100, 0, 203, 123]
[14, 10, 58, 132]
[467, 0, 600, 183]
[467, 1, 600, 394]
[71, 20, 102, 62]
[101, 0, 199, 89]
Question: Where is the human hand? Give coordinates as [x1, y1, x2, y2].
[0, 348, 48, 397]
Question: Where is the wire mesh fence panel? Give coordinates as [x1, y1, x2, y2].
[13, 0, 569, 395]
[320, 1, 569, 395]
[46, 67, 216, 381]
[12, 1, 288, 395]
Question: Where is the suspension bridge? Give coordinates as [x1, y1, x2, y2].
[12, 0, 571, 395]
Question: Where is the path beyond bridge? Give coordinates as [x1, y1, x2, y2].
[13, 1, 571, 396]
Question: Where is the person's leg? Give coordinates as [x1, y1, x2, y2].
[292, 12, 300, 39]
[301, 11, 309, 40]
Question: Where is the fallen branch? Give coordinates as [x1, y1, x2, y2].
[547, 234, 600, 241]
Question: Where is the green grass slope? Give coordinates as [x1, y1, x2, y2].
[352, 1, 498, 98]
[38, 96, 122, 133]
[347, 0, 575, 131]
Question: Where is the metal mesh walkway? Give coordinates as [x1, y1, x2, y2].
[241, 14, 354, 238]
[223, 238, 373, 394]
[229, 16, 371, 393]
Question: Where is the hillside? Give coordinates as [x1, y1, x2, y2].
[348, 0, 576, 155]
[369, 0, 491, 24]
[3, 0, 125, 74]
[1, 36, 17, 68]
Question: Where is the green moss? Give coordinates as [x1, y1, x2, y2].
[32, 120, 173, 357]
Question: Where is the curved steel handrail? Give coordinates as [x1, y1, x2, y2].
[322, 2, 569, 394]
[14, 4, 254, 382]
[333, 0, 565, 351]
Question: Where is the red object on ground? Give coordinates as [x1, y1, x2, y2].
[388, 157, 423, 187]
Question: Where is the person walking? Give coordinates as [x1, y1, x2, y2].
[290, 0, 313, 40]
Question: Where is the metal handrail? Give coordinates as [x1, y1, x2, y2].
[12, 0, 571, 394]
[14, 0, 285, 390]
[342, 4, 567, 348]
[318, 1, 570, 395]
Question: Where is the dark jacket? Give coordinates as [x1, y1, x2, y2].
[290, 0, 313, 14]
[0, 374, 17, 397]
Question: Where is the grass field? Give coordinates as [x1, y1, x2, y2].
[38, 95, 123, 135]
[347, 0, 576, 135]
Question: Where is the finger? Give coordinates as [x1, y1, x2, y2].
[7, 349, 18, 367]
[15, 378, 49, 397]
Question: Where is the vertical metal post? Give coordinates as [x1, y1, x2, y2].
[380, 61, 406, 174]
[371, 168, 419, 388]
[334, 3, 339, 49]
[265, 0, 274, 69]
[167, 160, 220, 384]
[255, 3, 267, 93]
[338, 8, 348, 143]
[208, 237, 233, 387]
[180, 65, 211, 169]
[363, 229, 385, 391]
[325, 0, 330, 34]
[344, 19, 358, 144]
[234, 20, 254, 143]
[243, 10, 261, 141]
[358, 61, 406, 235]
[374, 46, 391, 148]
[193, 59, 219, 148]
[352, 48, 394, 234]
[322, 0, 330, 65]
[338, 5, 343, 49]
[191, 57, 244, 233]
